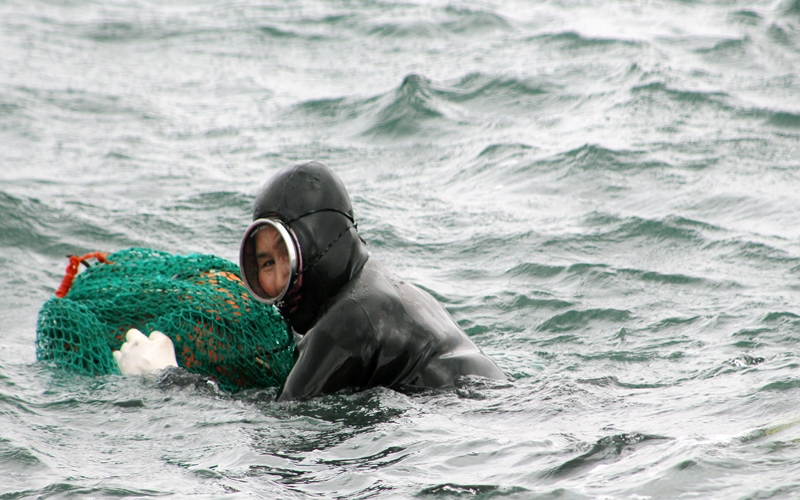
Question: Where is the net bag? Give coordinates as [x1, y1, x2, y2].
[36, 248, 296, 392]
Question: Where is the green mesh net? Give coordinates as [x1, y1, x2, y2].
[36, 248, 296, 392]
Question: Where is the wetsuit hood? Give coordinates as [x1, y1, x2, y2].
[242, 160, 369, 334]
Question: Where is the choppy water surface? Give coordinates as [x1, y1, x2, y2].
[2, 0, 800, 498]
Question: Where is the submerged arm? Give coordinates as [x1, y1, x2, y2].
[277, 330, 363, 401]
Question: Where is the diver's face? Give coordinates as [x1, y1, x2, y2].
[254, 225, 290, 299]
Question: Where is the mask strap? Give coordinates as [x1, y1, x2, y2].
[299, 222, 358, 274]
[274, 210, 360, 309]
[283, 208, 354, 225]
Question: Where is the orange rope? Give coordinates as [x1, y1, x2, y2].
[55, 252, 112, 298]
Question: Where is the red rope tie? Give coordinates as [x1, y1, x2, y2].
[55, 252, 112, 298]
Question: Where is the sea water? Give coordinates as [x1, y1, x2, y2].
[1, 0, 800, 498]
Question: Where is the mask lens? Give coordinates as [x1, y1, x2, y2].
[240, 219, 298, 304]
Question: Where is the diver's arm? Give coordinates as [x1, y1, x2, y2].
[277, 301, 373, 401]
[113, 328, 221, 393]
[277, 329, 363, 401]
[156, 366, 220, 393]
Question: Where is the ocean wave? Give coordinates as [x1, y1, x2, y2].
[525, 31, 643, 51]
[0, 100, 21, 119]
[4, 483, 166, 498]
[360, 5, 513, 39]
[646, 316, 702, 332]
[361, 221, 426, 251]
[355, 71, 550, 137]
[770, 0, 800, 51]
[83, 20, 330, 45]
[531, 333, 582, 347]
[447, 143, 678, 196]
[417, 483, 528, 497]
[544, 433, 672, 478]
[731, 326, 772, 345]
[760, 378, 800, 392]
[630, 81, 733, 108]
[685, 193, 778, 222]
[15, 85, 156, 122]
[575, 350, 659, 363]
[704, 238, 800, 267]
[256, 24, 329, 41]
[368, 21, 442, 39]
[17, 4, 334, 50]
[439, 6, 511, 35]
[762, 311, 800, 323]
[766, 110, 800, 128]
[576, 375, 666, 390]
[500, 292, 574, 313]
[554, 143, 670, 172]
[0, 191, 58, 251]
[0, 189, 139, 259]
[292, 71, 558, 139]
[0, 438, 46, 471]
[0, 391, 37, 416]
[291, 74, 454, 139]
[169, 190, 251, 214]
[506, 262, 566, 279]
[544, 214, 714, 248]
[291, 95, 359, 121]
[82, 21, 147, 42]
[445, 72, 556, 109]
[536, 308, 632, 334]
[744, 108, 800, 130]
[729, 10, 763, 26]
[477, 142, 535, 159]
[618, 269, 704, 286]
[692, 35, 751, 56]
[360, 74, 452, 138]
[779, 0, 800, 17]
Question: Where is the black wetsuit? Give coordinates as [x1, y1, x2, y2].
[245, 161, 507, 401]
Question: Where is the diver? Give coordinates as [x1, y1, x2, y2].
[114, 160, 507, 400]
[239, 160, 507, 400]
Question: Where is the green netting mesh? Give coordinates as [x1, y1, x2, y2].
[36, 248, 296, 392]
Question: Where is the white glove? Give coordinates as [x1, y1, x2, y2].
[113, 328, 178, 375]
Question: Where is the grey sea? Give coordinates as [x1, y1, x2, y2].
[2, 0, 800, 498]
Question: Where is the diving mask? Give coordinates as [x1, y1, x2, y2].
[240, 218, 300, 305]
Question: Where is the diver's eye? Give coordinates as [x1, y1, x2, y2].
[260, 259, 275, 269]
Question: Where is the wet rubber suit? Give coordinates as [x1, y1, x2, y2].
[240, 161, 507, 401]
